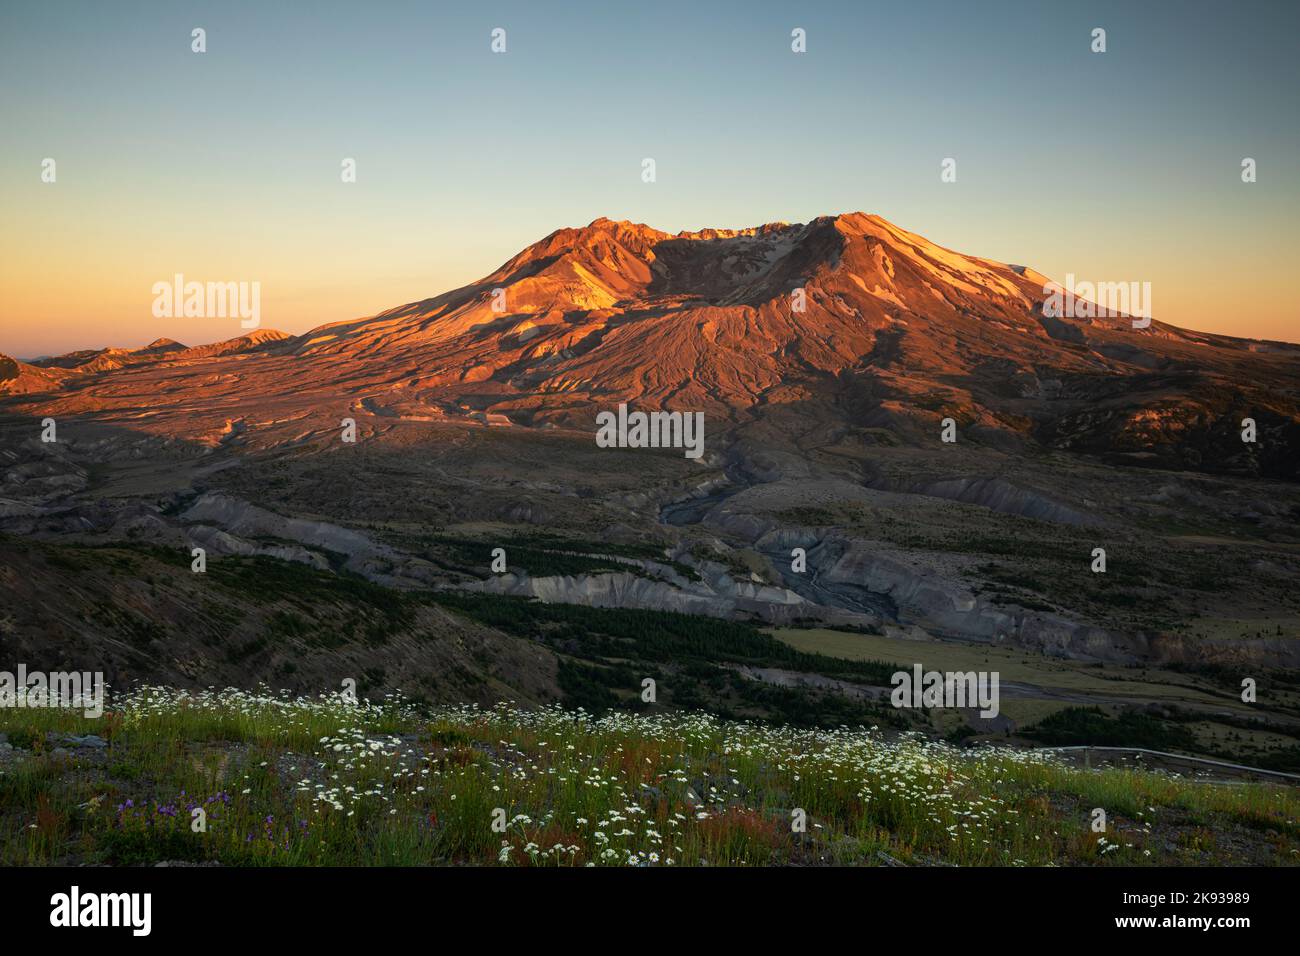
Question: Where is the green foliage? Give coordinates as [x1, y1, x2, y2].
[430, 592, 894, 679]
[1023, 706, 1198, 751]
[428, 535, 625, 578]
[430, 592, 903, 728]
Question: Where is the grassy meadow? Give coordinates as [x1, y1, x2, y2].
[1, 686, 1297, 866]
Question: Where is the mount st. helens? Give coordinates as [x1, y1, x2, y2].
[4, 212, 1298, 477]
[3, 214, 1300, 754]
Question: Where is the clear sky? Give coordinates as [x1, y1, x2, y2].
[1, 0, 1297, 357]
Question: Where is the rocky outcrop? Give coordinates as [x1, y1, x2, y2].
[866, 475, 1103, 527]
[186, 524, 329, 569]
[463, 569, 875, 628]
[181, 493, 389, 565]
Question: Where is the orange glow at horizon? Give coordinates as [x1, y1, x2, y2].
[3, 209, 1296, 359]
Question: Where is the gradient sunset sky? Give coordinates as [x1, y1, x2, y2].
[1, 0, 1297, 357]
